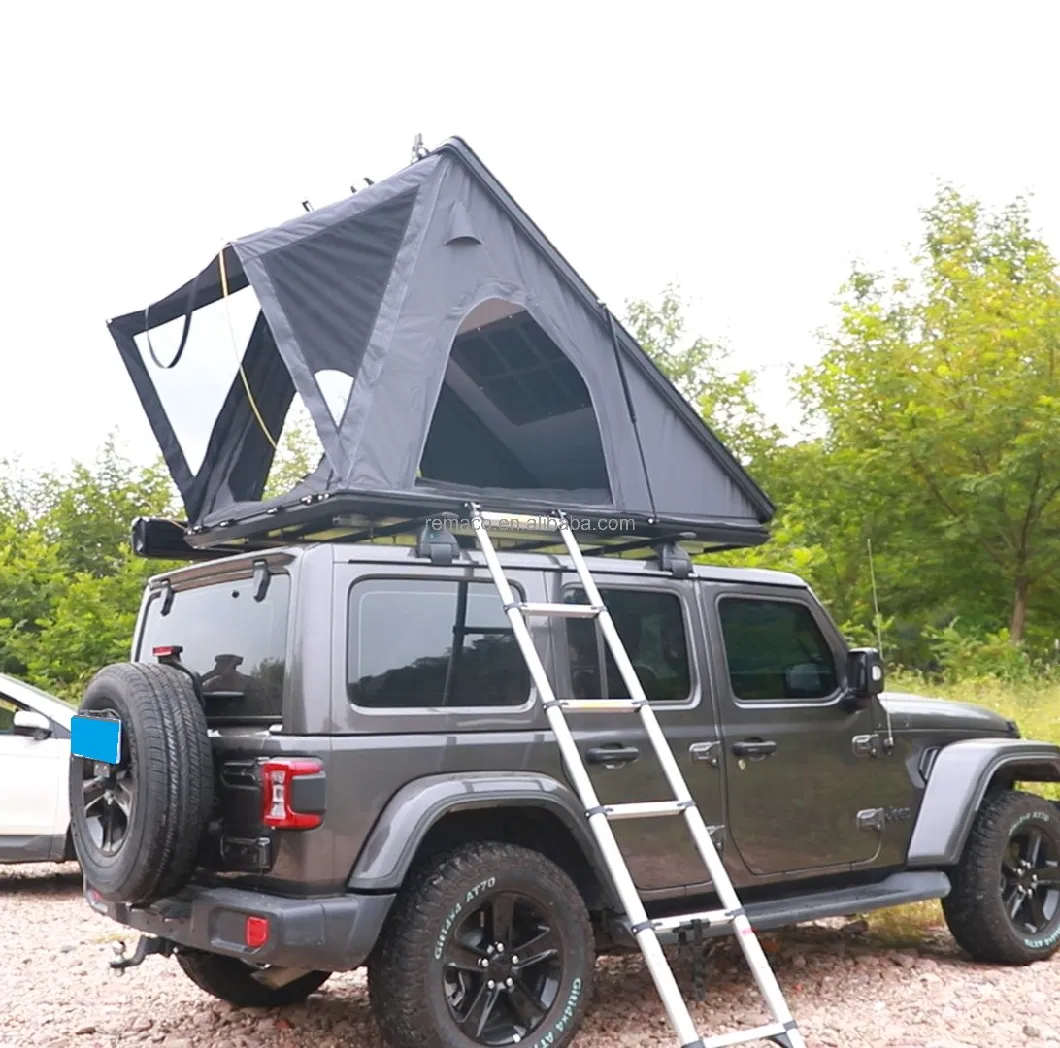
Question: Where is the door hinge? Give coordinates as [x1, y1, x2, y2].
[856, 807, 885, 833]
[852, 734, 881, 759]
[689, 741, 720, 768]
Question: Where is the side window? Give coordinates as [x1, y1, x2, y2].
[347, 577, 531, 708]
[0, 697, 16, 734]
[717, 596, 839, 701]
[564, 587, 691, 702]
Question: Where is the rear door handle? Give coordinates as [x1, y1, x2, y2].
[731, 738, 777, 759]
[585, 745, 640, 765]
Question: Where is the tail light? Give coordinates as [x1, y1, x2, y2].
[245, 915, 270, 949]
[261, 757, 325, 830]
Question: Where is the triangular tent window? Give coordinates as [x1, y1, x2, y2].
[131, 285, 261, 476]
[315, 369, 354, 425]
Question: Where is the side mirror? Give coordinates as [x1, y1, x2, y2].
[843, 648, 884, 710]
[12, 709, 52, 739]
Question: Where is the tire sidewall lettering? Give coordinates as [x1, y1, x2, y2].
[527, 977, 582, 1048]
[1024, 925, 1060, 950]
[433, 899, 463, 961]
[1010, 810, 1051, 831]
[431, 876, 498, 961]
[465, 876, 496, 904]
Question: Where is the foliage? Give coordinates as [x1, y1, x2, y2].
[0, 439, 179, 700]
[921, 620, 1059, 686]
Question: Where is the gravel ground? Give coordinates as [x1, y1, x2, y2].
[3, 863, 1060, 1048]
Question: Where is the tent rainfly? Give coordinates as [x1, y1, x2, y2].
[107, 137, 774, 553]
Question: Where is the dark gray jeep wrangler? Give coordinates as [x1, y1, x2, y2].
[69, 535, 1060, 1048]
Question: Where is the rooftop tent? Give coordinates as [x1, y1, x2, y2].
[107, 137, 774, 552]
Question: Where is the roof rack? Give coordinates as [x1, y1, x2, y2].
[130, 509, 740, 576]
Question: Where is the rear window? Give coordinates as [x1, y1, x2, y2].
[138, 571, 291, 722]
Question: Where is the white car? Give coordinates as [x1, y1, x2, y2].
[0, 671, 75, 864]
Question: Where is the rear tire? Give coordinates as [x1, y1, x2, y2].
[943, 789, 1060, 964]
[368, 841, 594, 1048]
[68, 663, 214, 905]
[177, 950, 331, 1008]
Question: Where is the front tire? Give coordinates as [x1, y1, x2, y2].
[943, 789, 1060, 964]
[368, 841, 594, 1048]
[176, 950, 330, 1008]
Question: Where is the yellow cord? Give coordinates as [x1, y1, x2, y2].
[218, 245, 279, 450]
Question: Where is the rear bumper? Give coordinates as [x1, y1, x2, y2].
[84, 880, 395, 972]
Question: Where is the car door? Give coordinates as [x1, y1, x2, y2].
[702, 583, 883, 878]
[553, 571, 723, 899]
[0, 696, 66, 846]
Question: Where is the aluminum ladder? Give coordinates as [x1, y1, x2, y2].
[468, 505, 805, 1048]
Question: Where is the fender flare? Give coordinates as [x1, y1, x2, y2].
[907, 738, 1060, 867]
[346, 771, 615, 901]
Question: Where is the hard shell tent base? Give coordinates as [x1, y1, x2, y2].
[107, 137, 774, 557]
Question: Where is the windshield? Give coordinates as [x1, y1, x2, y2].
[137, 570, 291, 722]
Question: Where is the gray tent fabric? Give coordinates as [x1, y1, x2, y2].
[107, 137, 774, 549]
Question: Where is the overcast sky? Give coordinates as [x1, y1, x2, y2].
[3, 1, 1059, 473]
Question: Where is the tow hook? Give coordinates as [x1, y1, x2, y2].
[109, 934, 175, 974]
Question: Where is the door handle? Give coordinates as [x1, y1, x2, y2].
[731, 738, 777, 759]
[585, 745, 640, 765]
[689, 741, 720, 767]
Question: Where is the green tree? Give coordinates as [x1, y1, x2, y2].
[36, 436, 177, 576]
[800, 186, 1060, 644]
[0, 439, 180, 697]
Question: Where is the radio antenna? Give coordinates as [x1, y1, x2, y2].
[867, 538, 894, 753]
[868, 538, 884, 657]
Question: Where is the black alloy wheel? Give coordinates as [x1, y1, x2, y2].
[441, 889, 563, 1045]
[1000, 816, 1060, 936]
[79, 741, 134, 856]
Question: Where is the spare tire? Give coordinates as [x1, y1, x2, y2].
[69, 662, 214, 905]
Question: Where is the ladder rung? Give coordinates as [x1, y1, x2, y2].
[475, 510, 559, 528]
[649, 907, 735, 932]
[596, 801, 692, 820]
[701, 1022, 789, 1048]
[512, 601, 602, 618]
[547, 698, 646, 712]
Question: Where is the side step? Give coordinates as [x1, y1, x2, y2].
[611, 871, 951, 945]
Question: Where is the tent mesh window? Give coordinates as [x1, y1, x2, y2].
[451, 311, 592, 425]
[419, 300, 610, 493]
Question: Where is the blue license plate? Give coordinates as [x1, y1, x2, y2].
[71, 714, 123, 765]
